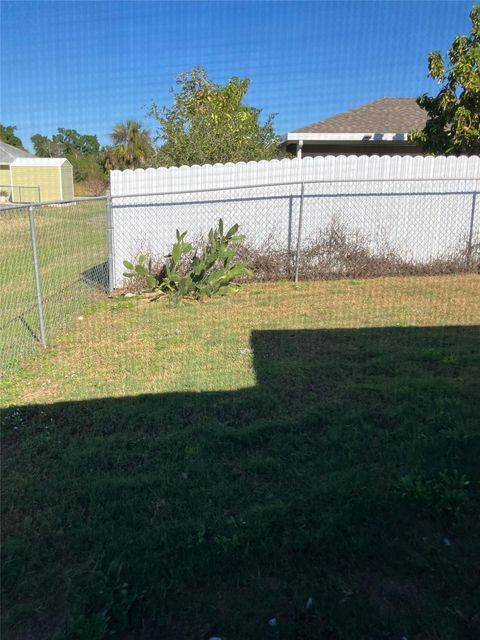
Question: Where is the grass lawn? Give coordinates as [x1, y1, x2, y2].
[0, 200, 107, 372]
[2, 275, 480, 640]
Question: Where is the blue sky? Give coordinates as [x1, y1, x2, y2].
[0, 1, 474, 151]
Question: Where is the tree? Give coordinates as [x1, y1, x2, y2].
[52, 128, 100, 158]
[31, 128, 104, 182]
[31, 133, 64, 158]
[409, 5, 480, 155]
[0, 124, 25, 149]
[149, 67, 283, 167]
[103, 120, 154, 170]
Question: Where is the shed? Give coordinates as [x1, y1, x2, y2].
[10, 157, 74, 202]
[0, 140, 37, 202]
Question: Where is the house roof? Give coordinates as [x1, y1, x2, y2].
[11, 157, 70, 167]
[0, 140, 34, 164]
[291, 98, 427, 135]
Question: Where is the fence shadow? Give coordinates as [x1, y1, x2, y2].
[80, 260, 110, 291]
[2, 326, 480, 639]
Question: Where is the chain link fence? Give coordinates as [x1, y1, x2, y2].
[1, 178, 479, 375]
[110, 178, 479, 287]
[0, 197, 108, 374]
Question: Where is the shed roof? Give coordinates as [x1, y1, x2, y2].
[0, 140, 35, 164]
[292, 98, 427, 134]
[11, 157, 70, 167]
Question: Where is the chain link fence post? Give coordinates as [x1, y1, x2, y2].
[287, 194, 293, 252]
[106, 191, 115, 293]
[466, 192, 477, 269]
[28, 205, 47, 347]
[294, 182, 305, 283]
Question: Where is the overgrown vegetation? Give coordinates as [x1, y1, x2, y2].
[2, 277, 480, 639]
[125, 219, 479, 289]
[123, 219, 251, 302]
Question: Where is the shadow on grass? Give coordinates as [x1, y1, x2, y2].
[2, 326, 480, 640]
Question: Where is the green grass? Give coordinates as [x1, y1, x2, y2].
[2, 276, 480, 640]
[0, 200, 107, 371]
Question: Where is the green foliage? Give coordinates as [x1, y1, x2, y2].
[31, 133, 64, 158]
[123, 254, 159, 290]
[31, 128, 104, 183]
[0, 124, 24, 149]
[103, 120, 154, 170]
[53, 128, 100, 157]
[53, 561, 139, 640]
[399, 469, 471, 515]
[123, 219, 252, 301]
[409, 5, 480, 155]
[149, 67, 284, 166]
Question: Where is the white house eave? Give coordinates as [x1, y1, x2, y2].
[286, 132, 409, 142]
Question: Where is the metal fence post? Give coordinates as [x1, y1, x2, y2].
[293, 182, 305, 283]
[106, 191, 115, 293]
[28, 205, 47, 347]
[466, 192, 477, 269]
[287, 195, 293, 252]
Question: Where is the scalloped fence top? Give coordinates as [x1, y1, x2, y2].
[110, 154, 480, 196]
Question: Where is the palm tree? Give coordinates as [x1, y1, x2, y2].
[104, 120, 154, 170]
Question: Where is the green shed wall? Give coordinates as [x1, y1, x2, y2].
[11, 166, 61, 202]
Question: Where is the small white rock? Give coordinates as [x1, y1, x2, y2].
[77, 316, 84, 320]
[268, 617, 278, 627]
[124, 293, 135, 298]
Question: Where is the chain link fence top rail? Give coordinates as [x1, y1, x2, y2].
[110, 177, 479, 287]
[0, 197, 108, 375]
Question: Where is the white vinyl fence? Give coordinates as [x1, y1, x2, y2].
[109, 155, 480, 287]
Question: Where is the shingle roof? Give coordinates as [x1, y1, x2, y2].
[292, 98, 427, 134]
[0, 140, 34, 164]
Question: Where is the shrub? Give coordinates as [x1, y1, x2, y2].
[123, 219, 252, 302]
[74, 176, 108, 197]
[238, 218, 478, 282]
